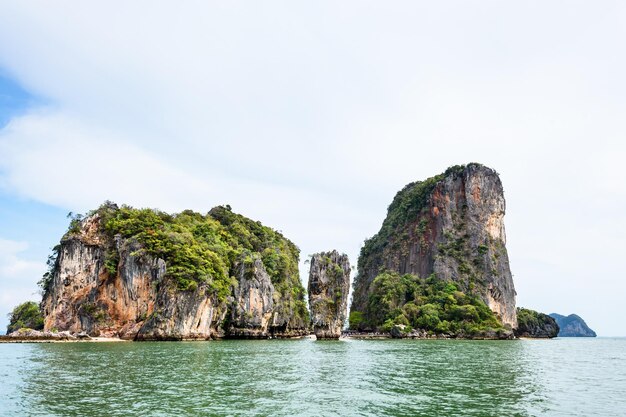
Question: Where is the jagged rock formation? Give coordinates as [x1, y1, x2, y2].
[225, 256, 306, 338]
[515, 308, 559, 338]
[350, 163, 517, 331]
[307, 251, 350, 339]
[41, 203, 309, 340]
[550, 313, 596, 337]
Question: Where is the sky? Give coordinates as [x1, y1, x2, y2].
[0, 1, 625, 336]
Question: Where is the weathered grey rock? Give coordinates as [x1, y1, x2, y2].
[406, 329, 427, 339]
[227, 257, 275, 338]
[222, 255, 310, 338]
[351, 164, 518, 329]
[6, 328, 76, 341]
[474, 328, 515, 340]
[307, 251, 350, 339]
[135, 280, 227, 341]
[390, 324, 407, 338]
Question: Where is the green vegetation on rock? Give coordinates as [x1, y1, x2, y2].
[515, 308, 559, 338]
[7, 301, 44, 334]
[348, 311, 365, 329]
[59, 202, 307, 320]
[351, 271, 505, 336]
[37, 246, 60, 294]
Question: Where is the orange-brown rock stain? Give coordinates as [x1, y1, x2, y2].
[472, 184, 481, 202]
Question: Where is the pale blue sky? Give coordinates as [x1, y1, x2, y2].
[0, 72, 34, 128]
[1, 1, 625, 335]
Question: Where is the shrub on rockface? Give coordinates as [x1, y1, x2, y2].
[348, 311, 365, 329]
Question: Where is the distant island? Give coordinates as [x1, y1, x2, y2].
[550, 313, 596, 337]
[3, 163, 569, 341]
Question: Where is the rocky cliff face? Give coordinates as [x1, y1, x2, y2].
[351, 164, 517, 329]
[41, 203, 309, 340]
[307, 251, 350, 339]
[225, 256, 308, 338]
[549, 313, 596, 337]
[42, 236, 163, 339]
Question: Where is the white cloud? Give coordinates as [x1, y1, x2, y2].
[0, 112, 214, 212]
[0, 1, 625, 335]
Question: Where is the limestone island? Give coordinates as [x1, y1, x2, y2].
[2, 163, 561, 342]
[307, 251, 350, 339]
[549, 313, 596, 337]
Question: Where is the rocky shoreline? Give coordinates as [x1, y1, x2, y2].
[0, 328, 313, 343]
[2, 328, 524, 343]
[0, 329, 124, 343]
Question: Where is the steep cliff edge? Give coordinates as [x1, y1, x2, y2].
[350, 163, 517, 334]
[549, 313, 596, 337]
[41, 203, 309, 339]
[307, 251, 350, 339]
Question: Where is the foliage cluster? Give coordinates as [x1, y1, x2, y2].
[7, 301, 44, 334]
[59, 203, 306, 318]
[516, 308, 543, 329]
[351, 271, 504, 335]
[517, 307, 559, 337]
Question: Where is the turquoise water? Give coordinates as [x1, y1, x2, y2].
[0, 338, 624, 416]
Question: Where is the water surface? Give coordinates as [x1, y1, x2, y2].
[0, 338, 624, 416]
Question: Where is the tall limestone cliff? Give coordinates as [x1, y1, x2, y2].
[40, 203, 309, 340]
[307, 251, 350, 339]
[351, 163, 517, 332]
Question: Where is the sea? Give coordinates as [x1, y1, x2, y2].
[0, 337, 624, 416]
